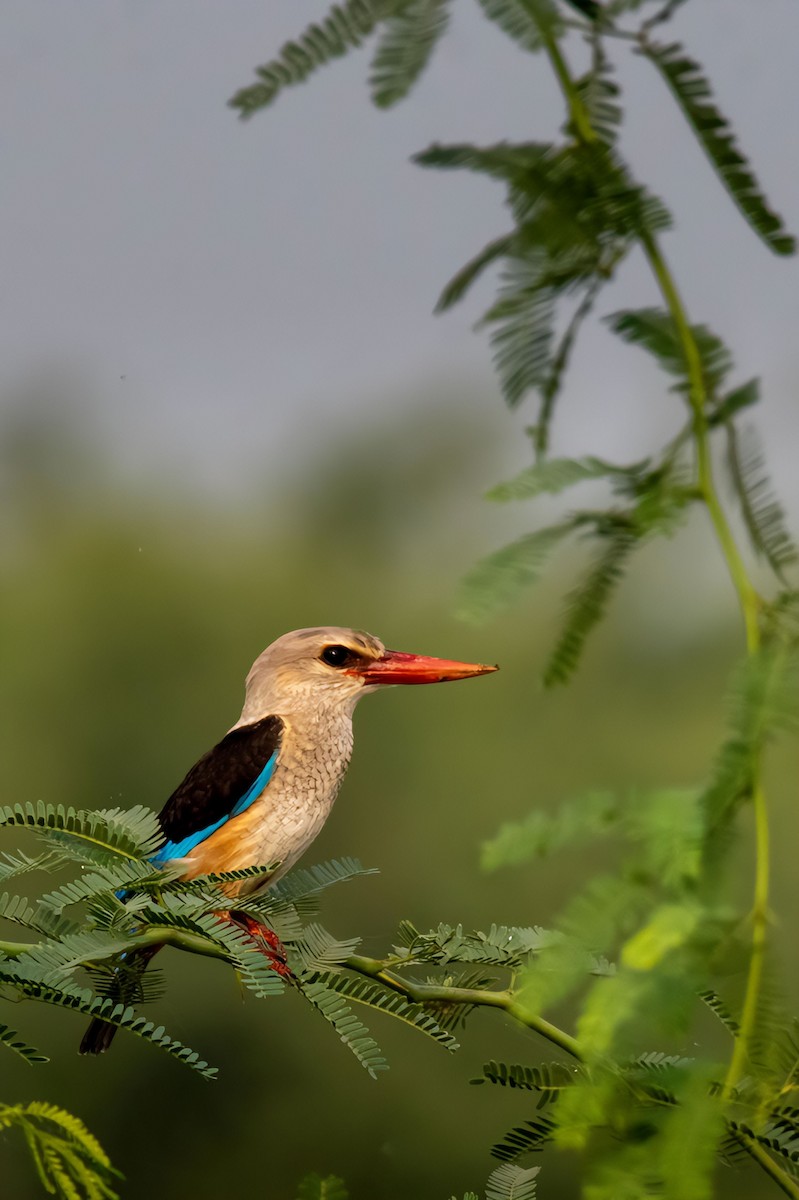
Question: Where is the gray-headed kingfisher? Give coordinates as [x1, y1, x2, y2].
[80, 626, 496, 1054]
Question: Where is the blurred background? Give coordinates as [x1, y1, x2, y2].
[2, 2, 798, 1197]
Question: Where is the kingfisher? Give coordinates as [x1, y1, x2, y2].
[80, 626, 497, 1054]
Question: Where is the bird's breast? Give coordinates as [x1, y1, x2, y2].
[182, 713, 354, 891]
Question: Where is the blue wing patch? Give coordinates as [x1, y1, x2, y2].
[152, 748, 279, 864]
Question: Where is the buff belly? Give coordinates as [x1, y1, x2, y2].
[177, 786, 337, 897]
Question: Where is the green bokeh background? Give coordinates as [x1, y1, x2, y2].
[0, 389, 795, 1199]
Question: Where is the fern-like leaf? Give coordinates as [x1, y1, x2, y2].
[300, 979, 387, 1077]
[230, 1, 402, 118]
[475, 0, 563, 53]
[574, 40, 622, 145]
[531, 277, 604, 456]
[395, 921, 549, 968]
[159, 909, 287, 998]
[434, 233, 517, 313]
[642, 42, 795, 256]
[491, 1117, 556, 1162]
[606, 306, 733, 397]
[310, 971, 459, 1049]
[160, 861, 279, 893]
[485, 1162, 540, 1200]
[543, 525, 635, 687]
[482, 791, 619, 871]
[483, 255, 558, 408]
[0, 1101, 120, 1200]
[369, 0, 451, 107]
[0, 1023, 49, 1065]
[0, 802, 162, 865]
[476, 1060, 581, 1108]
[0, 849, 63, 882]
[488, 455, 645, 503]
[39, 860, 167, 912]
[0, 961, 217, 1075]
[701, 649, 799, 836]
[0, 891, 81, 939]
[709, 376, 761, 427]
[296, 1174, 350, 1200]
[699, 989, 741, 1037]
[725, 424, 797, 579]
[458, 520, 575, 622]
[291, 923, 362, 973]
[730, 1119, 799, 1174]
[265, 857, 377, 904]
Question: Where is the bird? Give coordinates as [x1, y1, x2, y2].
[80, 626, 497, 1054]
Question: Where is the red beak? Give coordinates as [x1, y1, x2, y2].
[349, 649, 498, 686]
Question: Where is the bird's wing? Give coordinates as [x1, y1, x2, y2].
[154, 715, 284, 862]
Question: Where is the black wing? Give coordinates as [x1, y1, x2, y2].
[158, 715, 284, 843]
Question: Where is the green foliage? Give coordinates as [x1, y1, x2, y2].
[228, 0, 798, 711]
[482, 790, 619, 870]
[0, 1023, 49, 1065]
[484, 1163, 540, 1200]
[487, 455, 642, 503]
[0, 1101, 120, 1200]
[369, 0, 452, 107]
[230, 1, 402, 118]
[414, 136, 671, 436]
[475, 0, 562, 53]
[300, 980, 388, 1078]
[394, 920, 550, 969]
[491, 1115, 556, 1162]
[0, 849, 62, 882]
[313, 972, 460, 1049]
[543, 522, 635, 686]
[642, 40, 795, 256]
[458, 521, 573, 622]
[296, 1175, 350, 1200]
[0, 802, 162, 865]
[464, 451, 694, 678]
[724, 424, 798, 579]
[475, 1060, 581, 1107]
[701, 648, 799, 838]
[6, 4, 797, 1199]
[0, 807, 392, 1083]
[605, 307, 733, 397]
[483, 254, 559, 409]
[574, 39, 622, 145]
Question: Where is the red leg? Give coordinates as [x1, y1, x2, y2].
[224, 911, 293, 978]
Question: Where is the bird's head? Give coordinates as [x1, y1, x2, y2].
[239, 626, 497, 722]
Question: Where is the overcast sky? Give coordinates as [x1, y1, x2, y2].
[3, 1, 798, 500]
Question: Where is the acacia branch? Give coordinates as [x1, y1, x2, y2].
[541, 20, 769, 1108]
[733, 1129, 799, 1200]
[343, 954, 583, 1061]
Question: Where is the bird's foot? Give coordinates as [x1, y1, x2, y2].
[226, 911, 293, 978]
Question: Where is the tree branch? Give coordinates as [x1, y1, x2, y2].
[343, 954, 584, 1062]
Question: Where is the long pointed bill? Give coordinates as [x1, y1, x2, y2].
[350, 649, 498, 686]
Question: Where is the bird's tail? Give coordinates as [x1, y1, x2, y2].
[80, 1016, 120, 1055]
[79, 945, 162, 1056]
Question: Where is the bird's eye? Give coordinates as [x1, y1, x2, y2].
[320, 644, 352, 668]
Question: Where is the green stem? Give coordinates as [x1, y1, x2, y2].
[344, 954, 583, 1062]
[131, 926, 231, 962]
[639, 231, 761, 650]
[641, 228, 767, 1100]
[542, 17, 770, 1110]
[0, 927, 232, 964]
[543, 33, 595, 145]
[0, 937, 30, 957]
[726, 773, 771, 1091]
[0, 925, 583, 1058]
[733, 1128, 799, 1200]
